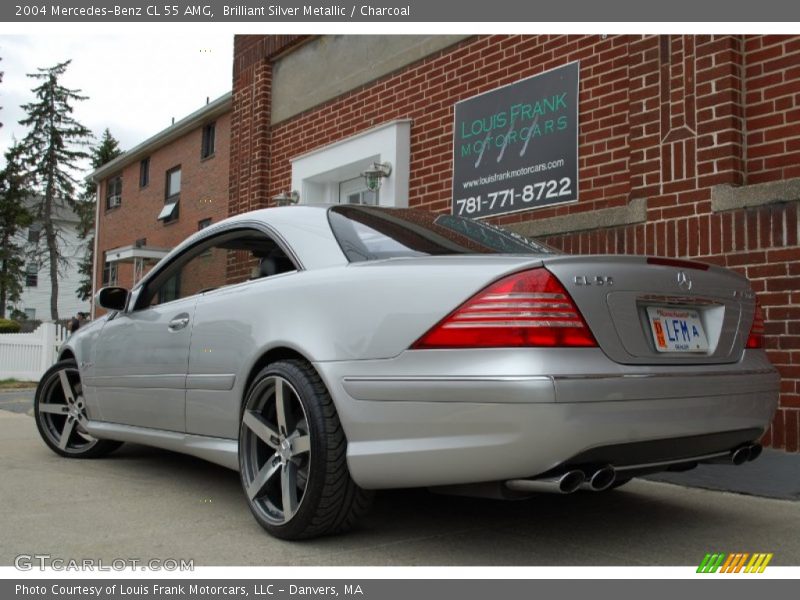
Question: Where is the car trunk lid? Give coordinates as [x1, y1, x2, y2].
[542, 255, 756, 365]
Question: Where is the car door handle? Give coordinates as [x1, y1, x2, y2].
[168, 315, 190, 331]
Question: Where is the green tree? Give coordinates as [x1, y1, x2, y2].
[0, 143, 33, 318]
[18, 60, 92, 320]
[76, 128, 122, 301]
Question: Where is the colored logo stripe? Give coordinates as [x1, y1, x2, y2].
[697, 553, 773, 573]
[746, 553, 773, 573]
[697, 553, 726, 573]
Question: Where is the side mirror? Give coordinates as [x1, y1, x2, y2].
[95, 287, 130, 312]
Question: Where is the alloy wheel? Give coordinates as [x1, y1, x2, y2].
[36, 367, 98, 454]
[240, 375, 312, 525]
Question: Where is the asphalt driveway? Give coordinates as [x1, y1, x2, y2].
[1, 410, 798, 566]
[0, 389, 35, 415]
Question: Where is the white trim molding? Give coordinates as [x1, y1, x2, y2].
[291, 119, 411, 208]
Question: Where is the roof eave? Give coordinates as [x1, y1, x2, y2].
[89, 91, 232, 183]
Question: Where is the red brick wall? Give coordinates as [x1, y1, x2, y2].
[745, 36, 800, 184]
[227, 35, 307, 283]
[96, 111, 231, 295]
[231, 34, 800, 451]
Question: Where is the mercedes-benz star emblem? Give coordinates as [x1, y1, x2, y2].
[677, 270, 692, 291]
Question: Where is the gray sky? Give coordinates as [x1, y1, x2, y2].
[0, 34, 233, 171]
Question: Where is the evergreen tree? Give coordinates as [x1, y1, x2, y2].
[76, 129, 122, 301]
[0, 143, 33, 318]
[18, 60, 92, 320]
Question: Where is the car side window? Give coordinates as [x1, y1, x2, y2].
[137, 229, 297, 309]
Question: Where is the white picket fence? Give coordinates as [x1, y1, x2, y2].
[0, 323, 67, 382]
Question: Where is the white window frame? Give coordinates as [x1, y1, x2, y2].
[338, 176, 377, 205]
[290, 119, 411, 208]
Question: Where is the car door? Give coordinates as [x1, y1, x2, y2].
[91, 226, 286, 433]
[90, 231, 226, 432]
[182, 230, 300, 439]
[91, 276, 198, 432]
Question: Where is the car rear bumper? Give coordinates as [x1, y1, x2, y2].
[315, 348, 779, 489]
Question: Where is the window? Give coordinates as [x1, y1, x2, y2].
[102, 261, 118, 286]
[139, 229, 296, 308]
[339, 176, 377, 206]
[201, 122, 216, 159]
[158, 202, 179, 223]
[166, 166, 181, 199]
[158, 273, 181, 305]
[24, 308, 36, 321]
[139, 157, 150, 188]
[25, 264, 38, 287]
[197, 219, 213, 256]
[28, 223, 41, 243]
[328, 206, 555, 263]
[161, 166, 181, 224]
[105, 174, 122, 209]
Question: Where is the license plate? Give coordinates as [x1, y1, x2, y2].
[646, 306, 709, 353]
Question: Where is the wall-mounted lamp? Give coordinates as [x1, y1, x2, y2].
[273, 190, 300, 206]
[361, 161, 392, 192]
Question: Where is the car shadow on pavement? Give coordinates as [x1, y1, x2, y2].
[91, 443, 792, 566]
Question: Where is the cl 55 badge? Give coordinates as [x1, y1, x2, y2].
[574, 275, 614, 286]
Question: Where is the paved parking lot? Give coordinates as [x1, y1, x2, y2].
[1, 409, 798, 566]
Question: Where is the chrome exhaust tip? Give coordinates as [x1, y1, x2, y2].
[579, 465, 617, 492]
[747, 443, 763, 462]
[506, 470, 586, 495]
[731, 446, 750, 465]
[559, 470, 587, 494]
[702, 446, 752, 465]
[590, 465, 617, 491]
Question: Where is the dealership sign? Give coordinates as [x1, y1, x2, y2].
[451, 61, 579, 218]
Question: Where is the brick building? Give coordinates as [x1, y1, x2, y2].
[227, 34, 800, 452]
[91, 93, 231, 296]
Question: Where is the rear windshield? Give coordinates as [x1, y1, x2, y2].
[328, 205, 555, 262]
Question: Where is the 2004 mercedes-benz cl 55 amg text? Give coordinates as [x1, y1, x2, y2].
[36, 205, 779, 539]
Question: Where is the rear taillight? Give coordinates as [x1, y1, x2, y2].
[746, 300, 764, 349]
[411, 268, 597, 349]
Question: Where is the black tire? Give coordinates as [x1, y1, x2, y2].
[238, 359, 373, 540]
[34, 359, 123, 458]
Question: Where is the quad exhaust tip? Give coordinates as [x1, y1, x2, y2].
[704, 443, 763, 466]
[728, 443, 762, 465]
[506, 466, 616, 495]
[747, 443, 763, 462]
[730, 446, 750, 465]
[506, 443, 763, 497]
[559, 470, 586, 493]
[581, 465, 616, 492]
[506, 469, 585, 495]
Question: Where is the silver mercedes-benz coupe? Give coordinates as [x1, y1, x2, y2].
[35, 205, 779, 539]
